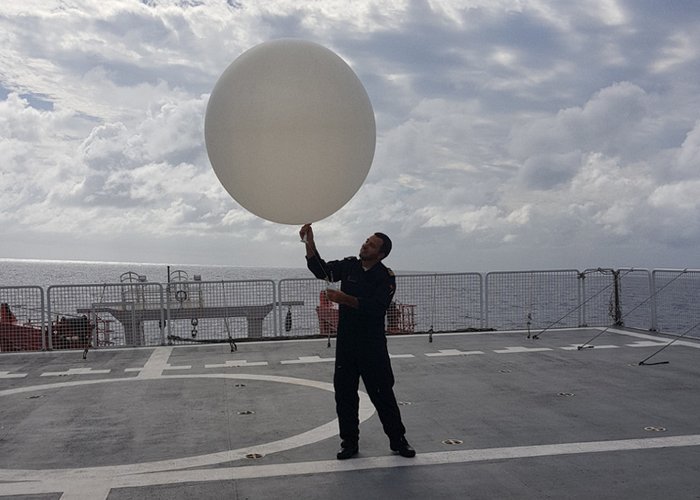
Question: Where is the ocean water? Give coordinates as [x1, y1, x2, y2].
[0, 258, 310, 290]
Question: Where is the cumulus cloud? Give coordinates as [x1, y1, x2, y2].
[1, 0, 699, 271]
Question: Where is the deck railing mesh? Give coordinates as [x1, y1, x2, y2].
[393, 274, 483, 333]
[652, 269, 700, 338]
[164, 280, 277, 345]
[0, 286, 45, 351]
[278, 278, 331, 338]
[47, 283, 165, 348]
[485, 270, 581, 331]
[2, 268, 698, 352]
[579, 268, 654, 330]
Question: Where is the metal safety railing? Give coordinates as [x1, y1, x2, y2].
[651, 269, 700, 336]
[47, 283, 166, 349]
[165, 279, 279, 345]
[395, 273, 483, 333]
[0, 286, 46, 351]
[485, 269, 581, 331]
[1, 268, 698, 352]
[579, 268, 654, 330]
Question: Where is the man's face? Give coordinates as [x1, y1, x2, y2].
[359, 234, 384, 262]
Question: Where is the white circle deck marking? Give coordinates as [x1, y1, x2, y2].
[0, 373, 375, 482]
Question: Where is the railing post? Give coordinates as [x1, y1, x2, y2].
[479, 273, 485, 330]
[578, 271, 586, 327]
[158, 284, 165, 345]
[484, 273, 490, 330]
[612, 269, 623, 326]
[650, 270, 658, 332]
[273, 283, 279, 337]
[47, 286, 54, 350]
[41, 288, 47, 351]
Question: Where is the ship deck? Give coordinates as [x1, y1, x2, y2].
[1, 327, 699, 499]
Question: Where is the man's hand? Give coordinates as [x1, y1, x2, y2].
[300, 224, 319, 258]
[326, 289, 359, 309]
[299, 224, 314, 244]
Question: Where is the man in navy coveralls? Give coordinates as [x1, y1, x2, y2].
[300, 224, 415, 460]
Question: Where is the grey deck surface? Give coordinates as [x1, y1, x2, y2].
[1, 327, 699, 499]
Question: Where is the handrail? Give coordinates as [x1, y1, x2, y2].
[2, 268, 698, 351]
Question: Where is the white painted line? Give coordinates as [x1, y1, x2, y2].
[205, 360, 269, 368]
[606, 328, 700, 349]
[125, 364, 195, 372]
[117, 433, 700, 484]
[4, 434, 699, 499]
[626, 341, 670, 348]
[425, 349, 484, 357]
[59, 481, 111, 500]
[0, 373, 374, 482]
[560, 344, 620, 350]
[137, 347, 173, 379]
[493, 346, 553, 354]
[124, 352, 192, 372]
[40, 368, 111, 377]
[281, 356, 335, 364]
[0, 371, 27, 378]
[389, 354, 415, 359]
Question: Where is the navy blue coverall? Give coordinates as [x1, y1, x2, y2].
[307, 252, 407, 446]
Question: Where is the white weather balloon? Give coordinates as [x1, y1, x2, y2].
[205, 39, 376, 224]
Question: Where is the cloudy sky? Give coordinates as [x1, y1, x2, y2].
[1, 0, 699, 273]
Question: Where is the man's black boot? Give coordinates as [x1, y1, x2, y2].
[336, 442, 359, 460]
[390, 437, 416, 458]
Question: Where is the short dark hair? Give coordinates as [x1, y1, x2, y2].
[374, 232, 392, 259]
